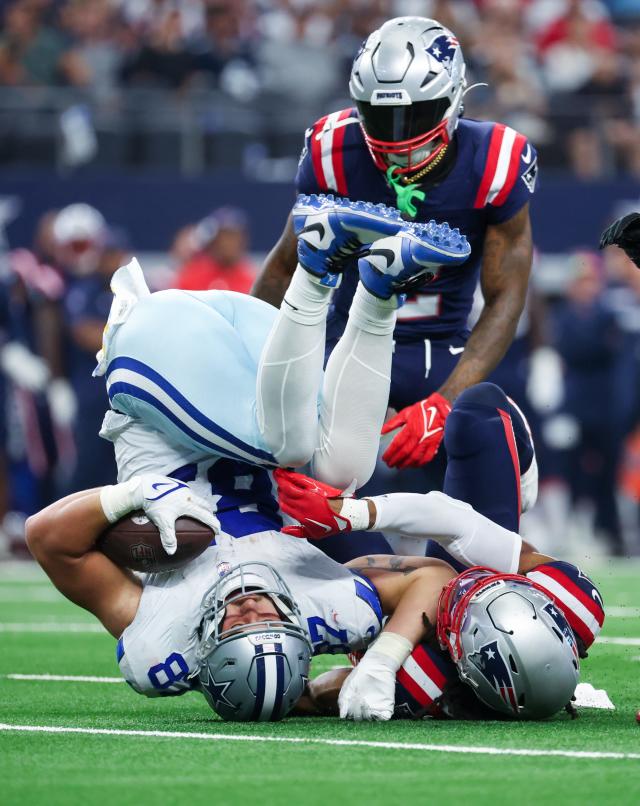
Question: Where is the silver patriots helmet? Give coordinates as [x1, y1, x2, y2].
[349, 17, 467, 177]
[436, 568, 580, 719]
[195, 562, 312, 721]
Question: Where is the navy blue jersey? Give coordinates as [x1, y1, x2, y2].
[296, 110, 538, 340]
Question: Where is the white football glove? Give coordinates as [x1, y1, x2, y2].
[100, 474, 220, 556]
[338, 649, 397, 721]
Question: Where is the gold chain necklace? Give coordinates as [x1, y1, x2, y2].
[401, 144, 449, 185]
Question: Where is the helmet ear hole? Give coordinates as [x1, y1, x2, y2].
[509, 655, 518, 674]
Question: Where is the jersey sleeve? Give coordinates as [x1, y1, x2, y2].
[295, 109, 358, 196]
[295, 123, 323, 195]
[474, 124, 538, 225]
[371, 491, 521, 573]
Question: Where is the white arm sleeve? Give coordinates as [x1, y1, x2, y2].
[370, 491, 521, 574]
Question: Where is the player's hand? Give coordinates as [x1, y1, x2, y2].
[599, 212, 640, 268]
[274, 468, 352, 540]
[381, 392, 451, 469]
[139, 476, 219, 556]
[338, 650, 396, 721]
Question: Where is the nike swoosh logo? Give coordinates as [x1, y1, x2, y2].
[307, 519, 332, 534]
[369, 248, 396, 269]
[449, 345, 465, 355]
[522, 144, 532, 164]
[299, 222, 325, 239]
[146, 481, 187, 501]
[592, 589, 604, 609]
[420, 405, 443, 440]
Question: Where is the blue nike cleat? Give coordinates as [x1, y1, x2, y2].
[357, 222, 471, 300]
[292, 194, 406, 287]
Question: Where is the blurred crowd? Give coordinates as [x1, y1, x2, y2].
[1, 0, 640, 176]
[0, 201, 258, 555]
[2, 200, 640, 559]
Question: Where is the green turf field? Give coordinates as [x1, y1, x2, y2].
[1, 560, 639, 805]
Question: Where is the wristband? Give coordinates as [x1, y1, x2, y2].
[100, 477, 143, 523]
[368, 631, 413, 672]
[338, 497, 371, 531]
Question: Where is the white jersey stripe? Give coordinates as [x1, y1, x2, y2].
[107, 367, 264, 465]
[319, 112, 342, 192]
[486, 126, 517, 205]
[401, 654, 443, 702]
[259, 652, 278, 720]
[527, 571, 599, 638]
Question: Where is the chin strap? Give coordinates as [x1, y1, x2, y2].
[385, 166, 426, 218]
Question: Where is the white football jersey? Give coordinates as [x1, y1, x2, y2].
[117, 530, 382, 696]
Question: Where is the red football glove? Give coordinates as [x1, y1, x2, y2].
[274, 468, 353, 540]
[381, 392, 452, 469]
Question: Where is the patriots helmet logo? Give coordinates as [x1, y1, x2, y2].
[469, 640, 518, 713]
[426, 35, 459, 77]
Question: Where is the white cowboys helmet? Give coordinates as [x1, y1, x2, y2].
[349, 17, 467, 177]
[436, 568, 580, 719]
[195, 562, 312, 721]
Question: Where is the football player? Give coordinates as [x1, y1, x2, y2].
[252, 17, 538, 474]
[26, 199, 473, 721]
[94, 197, 469, 555]
[276, 381, 604, 720]
[25, 472, 457, 720]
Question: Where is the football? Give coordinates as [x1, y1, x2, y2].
[96, 510, 215, 572]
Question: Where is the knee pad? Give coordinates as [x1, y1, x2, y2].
[455, 382, 509, 411]
[444, 383, 508, 458]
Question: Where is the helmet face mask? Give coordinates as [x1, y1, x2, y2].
[350, 17, 467, 179]
[437, 568, 581, 720]
[195, 562, 312, 722]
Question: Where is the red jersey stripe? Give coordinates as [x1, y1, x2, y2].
[498, 408, 521, 520]
[474, 123, 506, 209]
[310, 115, 329, 191]
[331, 109, 351, 196]
[396, 666, 433, 707]
[492, 132, 527, 207]
[412, 643, 448, 691]
[534, 565, 605, 626]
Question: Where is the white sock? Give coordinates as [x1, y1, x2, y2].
[347, 282, 397, 336]
[256, 266, 331, 466]
[311, 282, 396, 489]
[281, 265, 333, 326]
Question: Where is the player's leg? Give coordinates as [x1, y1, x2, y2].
[257, 197, 470, 479]
[255, 263, 332, 468]
[442, 382, 535, 532]
[309, 281, 399, 489]
[308, 219, 470, 488]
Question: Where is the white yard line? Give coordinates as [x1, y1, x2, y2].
[3, 674, 123, 683]
[0, 723, 638, 761]
[0, 623, 105, 633]
[606, 606, 640, 618]
[596, 636, 640, 646]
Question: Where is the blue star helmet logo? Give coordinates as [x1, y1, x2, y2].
[200, 667, 236, 710]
